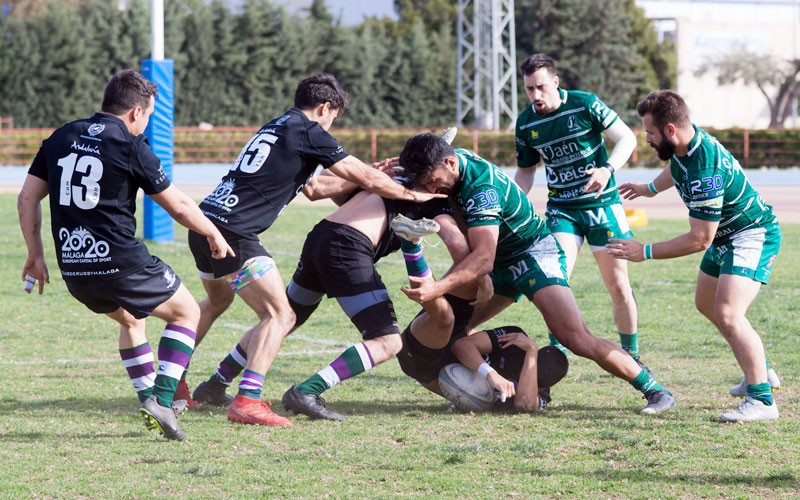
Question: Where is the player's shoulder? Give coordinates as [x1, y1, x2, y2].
[565, 89, 598, 103]
[516, 104, 537, 125]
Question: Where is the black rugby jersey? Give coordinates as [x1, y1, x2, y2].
[200, 108, 349, 239]
[28, 113, 170, 282]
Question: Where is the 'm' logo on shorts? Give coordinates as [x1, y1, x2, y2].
[509, 260, 529, 280]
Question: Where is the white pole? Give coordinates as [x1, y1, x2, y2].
[151, 0, 164, 61]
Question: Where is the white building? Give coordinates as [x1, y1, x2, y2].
[638, 0, 800, 128]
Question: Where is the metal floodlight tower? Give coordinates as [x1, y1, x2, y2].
[457, 0, 518, 130]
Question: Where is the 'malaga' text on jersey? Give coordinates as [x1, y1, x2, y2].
[515, 89, 619, 208]
[29, 113, 170, 281]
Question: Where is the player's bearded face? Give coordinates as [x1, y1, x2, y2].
[650, 130, 676, 161]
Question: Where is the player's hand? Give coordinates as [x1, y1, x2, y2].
[583, 166, 612, 199]
[21, 256, 49, 295]
[470, 275, 494, 309]
[401, 280, 442, 304]
[606, 238, 645, 262]
[207, 234, 235, 260]
[405, 189, 448, 202]
[498, 331, 537, 352]
[487, 371, 515, 402]
[617, 182, 654, 200]
[373, 156, 400, 174]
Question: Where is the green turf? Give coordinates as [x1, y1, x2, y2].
[1, 194, 798, 498]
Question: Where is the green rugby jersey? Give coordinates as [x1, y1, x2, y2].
[454, 149, 548, 267]
[515, 88, 620, 209]
[671, 125, 776, 244]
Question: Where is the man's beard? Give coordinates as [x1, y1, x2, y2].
[652, 137, 676, 161]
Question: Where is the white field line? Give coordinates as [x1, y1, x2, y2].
[0, 322, 353, 366]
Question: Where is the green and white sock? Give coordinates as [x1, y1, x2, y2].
[620, 332, 639, 358]
[295, 342, 375, 396]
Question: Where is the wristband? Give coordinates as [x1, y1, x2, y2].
[603, 163, 616, 174]
[643, 244, 653, 260]
[477, 363, 495, 379]
[647, 181, 659, 194]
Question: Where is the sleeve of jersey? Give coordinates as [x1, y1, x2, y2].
[685, 155, 724, 222]
[462, 184, 503, 227]
[27, 146, 48, 181]
[588, 94, 619, 131]
[305, 126, 349, 168]
[515, 118, 540, 167]
[131, 137, 171, 195]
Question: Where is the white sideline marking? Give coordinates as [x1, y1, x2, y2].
[1, 322, 353, 366]
[0, 348, 346, 367]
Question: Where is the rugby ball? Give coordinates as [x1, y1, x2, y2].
[438, 363, 495, 412]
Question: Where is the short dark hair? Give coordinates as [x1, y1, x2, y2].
[399, 133, 455, 186]
[101, 70, 157, 115]
[294, 73, 349, 112]
[520, 53, 557, 77]
[636, 90, 691, 130]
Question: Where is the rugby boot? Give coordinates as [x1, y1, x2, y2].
[390, 214, 440, 245]
[729, 368, 781, 397]
[192, 379, 234, 407]
[440, 127, 458, 145]
[720, 396, 779, 422]
[282, 385, 347, 421]
[640, 389, 676, 415]
[227, 395, 292, 427]
[174, 378, 201, 408]
[140, 395, 186, 441]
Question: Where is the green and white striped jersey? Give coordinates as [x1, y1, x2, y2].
[515, 89, 619, 209]
[670, 125, 776, 244]
[454, 149, 548, 267]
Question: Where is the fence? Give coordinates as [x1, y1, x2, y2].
[1, 123, 798, 168]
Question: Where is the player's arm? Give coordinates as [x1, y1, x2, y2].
[584, 119, 637, 198]
[327, 155, 444, 202]
[514, 130, 540, 195]
[402, 224, 497, 303]
[608, 216, 717, 262]
[618, 164, 673, 200]
[514, 164, 538, 195]
[17, 174, 50, 294]
[451, 333, 516, 401]
[496, 331, 540, 412]
[150, 185, 235, 259]
[302, 169, 359, 205]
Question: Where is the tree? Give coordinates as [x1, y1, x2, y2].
[695, 45, 799, 129]
[514, 0, 676, 123]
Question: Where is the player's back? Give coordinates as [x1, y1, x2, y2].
[199, 108, 348, 238]
[29, 112, 168, 280]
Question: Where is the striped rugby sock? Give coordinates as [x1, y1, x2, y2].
[213, 343, 247, 386]
[400, 239, 431, 278]
[237, 369, 265, 399]
[295, 342, 375, 396]
[120, 342, 155, 403]
[153, 324, 196, 408]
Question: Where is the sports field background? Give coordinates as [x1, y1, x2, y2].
[1, 176, 798, 496]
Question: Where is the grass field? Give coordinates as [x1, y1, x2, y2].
[1, 193, 798, 498]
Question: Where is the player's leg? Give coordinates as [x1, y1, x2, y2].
[112, 310, 154, 404]
[713, 273, 777, 422]
[593, 251, 640, 357]
[585, 203, 642, 365]
[283, 251, 400, 421]
[222, 258, 295, 426]
[549, 226, 582, 354]
[532, 284, 675, 414]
